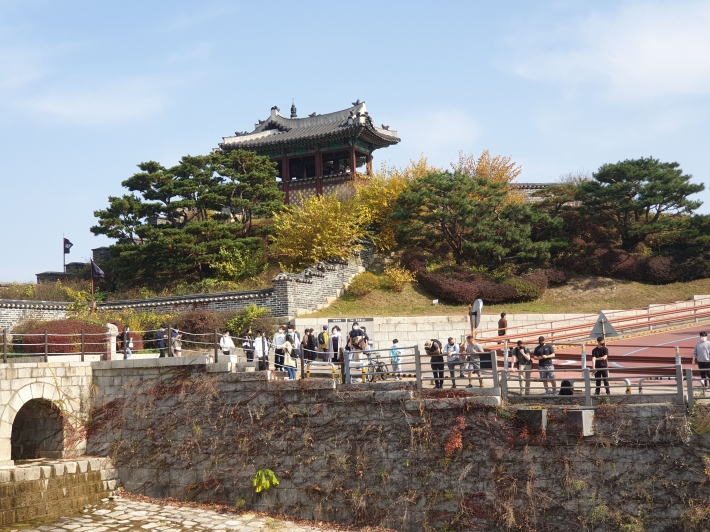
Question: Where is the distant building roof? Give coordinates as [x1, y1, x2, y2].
[218, 101, 400, 153]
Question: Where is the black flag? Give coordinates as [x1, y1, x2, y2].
[63, 238, 73, 254]
[91, 260, 105, 280]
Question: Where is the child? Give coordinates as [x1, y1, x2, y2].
[390, 339, 403, 380]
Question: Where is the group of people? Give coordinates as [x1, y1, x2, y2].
[120, 324, 183, 359]
[423, 333, 614, 396]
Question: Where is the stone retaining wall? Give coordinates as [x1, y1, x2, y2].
[85, 361, 710, 531]
[0, 457, 118, 526]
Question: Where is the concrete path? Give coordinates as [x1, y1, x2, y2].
[3, 498, 350, 532]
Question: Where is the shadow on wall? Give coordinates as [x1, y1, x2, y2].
[11, 398, 64, 460]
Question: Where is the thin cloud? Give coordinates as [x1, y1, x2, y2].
[0, 47, 48, 90]
[20, 79, 167, 126]
[509, 1, 710, 101]
[394, 109, 482, 165]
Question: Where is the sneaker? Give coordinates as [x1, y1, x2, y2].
[553, 390, 559, 396]
[466, 384, 473, 388]
[544, 389, 551, 395]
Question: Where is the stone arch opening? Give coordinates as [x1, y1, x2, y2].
[11, 398, 64, 460]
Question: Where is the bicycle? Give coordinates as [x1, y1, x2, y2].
[366, 353, 389, 382]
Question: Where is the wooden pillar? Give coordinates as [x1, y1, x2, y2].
[281, 156, 289, 181]
[349, 146, 357, 178]
[366, 152, 373, 176]
[315, 150, 323, 177]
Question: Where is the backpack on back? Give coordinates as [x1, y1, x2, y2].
[318, 332, 325, 346]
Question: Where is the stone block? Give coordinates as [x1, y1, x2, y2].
[64, 462, 77, 474]
[516, 408, 547, 431]
[12, 466, 41, 482]
[566, 409, 595, 436]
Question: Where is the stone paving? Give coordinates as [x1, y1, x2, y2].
[3, 498, 346, 532]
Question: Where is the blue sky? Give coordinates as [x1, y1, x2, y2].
[1, 0, 709, 282]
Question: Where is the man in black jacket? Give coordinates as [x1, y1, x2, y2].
[425, 339, 444, 389]
[592, 336, 610, 395]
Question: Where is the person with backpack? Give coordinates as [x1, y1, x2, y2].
[424, 339, 444, 389]
[592, 336, 610, 395]
[288, 325, 301, 360]
[318, 325, 330, 362]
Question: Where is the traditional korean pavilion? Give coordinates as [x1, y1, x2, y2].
[217, 100, 400, 203]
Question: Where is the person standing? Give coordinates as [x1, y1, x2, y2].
[442, 337, 461, 388]
[512, 340, 532, 395]
[282, 334, 297, 380]
[533, 336, 556, 395]
[348, 323, 366, 361]
[424, 339, 444, 389]
[242, 329, 255, 362]
[498, 313, 508, 337]
[692, 331, 710, 388]
[156, 325, 167, 358]
[288, 325, 301, 360]
[327, 326, 342, 363]
[273, 326, 286, 371]
[121, 326, 133, 359]
[318, 325, 330, 361]
[254, 329, 270, 371]
[171, 330, 182, 357]
[220, 331, 236, 358]
[390, 339, 403, 380]
[592, 336, 611, 395]
[304, 328, 318, 361]
[464, 335, 484, 388]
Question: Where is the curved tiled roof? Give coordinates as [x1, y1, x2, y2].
[219, 102, 400, 152]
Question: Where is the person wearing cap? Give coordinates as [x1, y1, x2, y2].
[424, 339, 444, 389]
[693, 331, 710, 388]
[512, 340, 532, 395]
[443, 337, 461, 388]
[533, 336, 557, 395]
[318, 325, 330, 361]
[592, 336, 610, 395]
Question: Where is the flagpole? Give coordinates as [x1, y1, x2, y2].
[91, 260, 96, 311]
[63, 234, 66, 275]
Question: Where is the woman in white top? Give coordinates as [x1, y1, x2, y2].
[220, 331, 236, 358]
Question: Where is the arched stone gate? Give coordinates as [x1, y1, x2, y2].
[0, 362, 92, 465]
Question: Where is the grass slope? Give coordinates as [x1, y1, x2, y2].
[304, 275, 710, 318]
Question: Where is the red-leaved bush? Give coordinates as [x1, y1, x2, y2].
[15, 319, 108, 354]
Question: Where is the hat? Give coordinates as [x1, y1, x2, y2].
[323, 325, 328, 330]
[424, 340, 433, 348]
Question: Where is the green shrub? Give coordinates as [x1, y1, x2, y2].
[225, 304, 277, 337]
[504, 277, 543, 302]
[347, 272, 380, 298]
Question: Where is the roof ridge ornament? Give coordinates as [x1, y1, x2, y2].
[351, 99, 363, 106]
[291, 100, 297, 119]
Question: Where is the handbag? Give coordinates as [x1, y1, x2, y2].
[128, 339, 134, 349]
